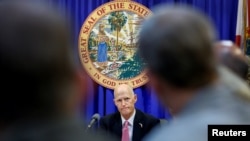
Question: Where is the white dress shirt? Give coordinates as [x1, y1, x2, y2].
[121, 109, 136, 141]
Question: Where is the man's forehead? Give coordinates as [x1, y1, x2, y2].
[115, 91, 130, 96]
[114, 84, 134, 98]
[114, 90, 133, 98]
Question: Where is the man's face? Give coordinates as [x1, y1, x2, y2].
[114, 86, 137, 119]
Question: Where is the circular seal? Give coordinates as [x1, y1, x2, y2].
[78, 0, 152, 89]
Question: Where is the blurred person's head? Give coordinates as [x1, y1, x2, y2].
[214, 40, 249, 80]
[138, 4, 217, 115]
[0, 1, 85, 128]
[113, 84, 137, 120]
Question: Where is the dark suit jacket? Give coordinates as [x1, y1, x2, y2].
[99, 109, 160, 141]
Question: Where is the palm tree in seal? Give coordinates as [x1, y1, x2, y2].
[108, 11, 127, 59]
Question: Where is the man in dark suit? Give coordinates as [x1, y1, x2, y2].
[99, 84, 160, 141]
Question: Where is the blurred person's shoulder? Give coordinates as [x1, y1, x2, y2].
[218, 66, 250, 101]
[143, 111, 244, 141]
[143, 115, 208, 141]
[0, 118, 118, 141]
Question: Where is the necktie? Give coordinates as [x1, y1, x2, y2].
[122, 120, 129, 141]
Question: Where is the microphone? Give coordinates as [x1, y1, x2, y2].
[87, 113, 100, 129]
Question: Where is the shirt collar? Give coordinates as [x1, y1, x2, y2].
[121, 109, 136, 126]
